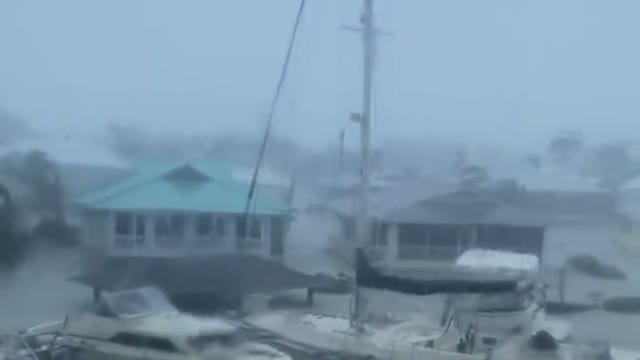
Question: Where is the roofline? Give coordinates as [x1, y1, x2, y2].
[76, 160, 188, 205]
[76, 160, 291, 212]
[74, 204, 292, 216]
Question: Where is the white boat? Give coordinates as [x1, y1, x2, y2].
[247, 311, 640, 360]
[246, 311, 486, 360]
[1, 287, 292, 360]
[451, 249, 546, 337]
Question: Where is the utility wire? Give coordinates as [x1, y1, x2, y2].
[243, 0, 307, 225]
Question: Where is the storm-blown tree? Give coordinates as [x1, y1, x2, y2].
[548, 131, 585, 166]
[11, 150, 79, 245]
[452, 147, 489, 187]
[23, 151, 65, 222]
[586, 142, 640, 190]
[4, 150, 66, 224]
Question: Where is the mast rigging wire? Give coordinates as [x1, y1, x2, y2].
[243, 0, 307, 226]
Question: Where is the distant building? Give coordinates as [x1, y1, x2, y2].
[74, 161, 292, 260]
[488, 166, 621, 270]
[325, 182, 548, 270]
[0, 134, 127, 169]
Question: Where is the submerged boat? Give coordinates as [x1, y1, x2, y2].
[245, 246, 640, 360]
[247, 311, 486, 360]
[244, 249, 537, 359]
[1, 287, 292, 360]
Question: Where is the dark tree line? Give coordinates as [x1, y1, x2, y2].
[0, 150, 75, 268]
[546, 131, 640, 190]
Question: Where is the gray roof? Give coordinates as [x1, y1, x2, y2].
[383, 191, 550, 226]
[385, 202, 549, 227]
[490, 164, 604, 193]
[324, 180, 460, 219]
[324, 181, 550, 227]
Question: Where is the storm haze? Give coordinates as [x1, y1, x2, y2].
[2, 0, 640, 152]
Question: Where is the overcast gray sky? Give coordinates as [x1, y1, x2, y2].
[2, 0, 640, 152]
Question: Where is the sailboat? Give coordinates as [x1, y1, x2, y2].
[244, 0, 566, 357]
[234, 0, 640, 358]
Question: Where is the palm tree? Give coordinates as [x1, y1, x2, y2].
[0, 182, 28, 268]
[11, 150, 66, 224]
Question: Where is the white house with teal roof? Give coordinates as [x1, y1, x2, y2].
[75, 161, 292, 259]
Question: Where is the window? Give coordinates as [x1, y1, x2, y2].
[396, 224, 460, 260]
[135, 215, 145, 236]
[397, 224, 428, 259]
[216, 217, 226, 237]
[249, 219, 261, 239]
[196, 214, 213, 236]
[109, 292, 153, 317]
[155, 214, 185, 247]
[427, 225, 459, 260]
[114, 213, 143, 249]
[154, 216, 170, 237]
[170, 214, 185, 237]
[135, 215, 145, 246]
[236, 217, 247, 238]
[115, 212, 133, 236]
[398, 224, 427, 245]
[236, 217, 260, 239]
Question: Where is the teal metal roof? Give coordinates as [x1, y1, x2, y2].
[75, 161, 289, 214]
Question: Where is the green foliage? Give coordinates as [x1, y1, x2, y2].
[13, 150, 66, 222]
[1, 150, 75, 249]
[548, 131, 584, 165]
[588, 143, 640, 190]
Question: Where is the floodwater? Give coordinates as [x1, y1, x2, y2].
[285, 213, 640, 350]
[1, 218, 639, 350]
[542, 233, 640, 349]
[0, 246, 89, 334]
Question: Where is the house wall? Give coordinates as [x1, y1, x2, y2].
[378, 222, 619, 273]
[331, 216, 545, 270]
[80, 210, 286, 260]
[383, 223, 543, 269]
[81, 210, 110, 249]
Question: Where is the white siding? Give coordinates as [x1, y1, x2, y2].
[81, 210, 280, 260]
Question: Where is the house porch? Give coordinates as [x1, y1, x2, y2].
[81, 210, 288, 260]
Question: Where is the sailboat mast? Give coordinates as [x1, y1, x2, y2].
[352, 0, 375, 328]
